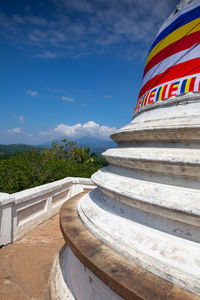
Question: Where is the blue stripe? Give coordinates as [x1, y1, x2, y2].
[180, 79, 187, 93]
[156, 87, 161, 101]
[141, 95, 145, 106]
[149, 5, 200, 53]
[174, 81, 180, 85]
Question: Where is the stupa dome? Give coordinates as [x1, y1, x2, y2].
[134, 0, 200, 117]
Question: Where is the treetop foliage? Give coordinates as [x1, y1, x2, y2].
[0, 138, 108, 194]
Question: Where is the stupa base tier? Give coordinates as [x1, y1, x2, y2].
[111, 96, 200, 144]
[59, 193, 199, 300]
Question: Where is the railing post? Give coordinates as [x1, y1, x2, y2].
[0, 193, 15, 246]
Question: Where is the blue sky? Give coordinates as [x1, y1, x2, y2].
[0, 0, 179, 144]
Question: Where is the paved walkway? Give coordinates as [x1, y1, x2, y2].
[0, 213, 64, 300]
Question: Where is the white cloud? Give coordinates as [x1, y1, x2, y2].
[104, 95, 111, 99]
[36, 51, 60, 59]
[8, 127, 22, 134]
[61, 96, 75, 102]
[7, 127, 32, 136]
[40, 121, 117, 140]
[26, 89, 38, 97]
[18, 115, 24, 124]
[0, 0, 178, 59]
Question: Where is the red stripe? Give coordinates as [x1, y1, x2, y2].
[189, 76, 196, 91]
[138, 57, 200, 99]
[161, 85, 168, 100]
[143, 31, 200, 78]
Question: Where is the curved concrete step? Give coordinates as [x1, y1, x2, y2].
[78, 189, 200, 296]
[74, 98, 200, 297]
[103, 147, 200, 178]
[91, 167, 200, 230]
[111, 124, 200, 143]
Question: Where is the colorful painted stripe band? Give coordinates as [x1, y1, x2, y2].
[135, 0, 200, 115]
[154, 1, 200, 39]
[135, 74, 200, 112]
[144, 29, 200, 78]
[142, 43, 200, 88]
[146, 17, 200, 67]
[149, 2, 200, 53]
[139, 57, 200, 99]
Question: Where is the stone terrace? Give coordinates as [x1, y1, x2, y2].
[0, 213, 64, 300]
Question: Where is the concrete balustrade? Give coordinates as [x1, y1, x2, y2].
[0, 177, 95, 246]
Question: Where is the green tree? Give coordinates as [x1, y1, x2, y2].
[0, 138, 108, 194]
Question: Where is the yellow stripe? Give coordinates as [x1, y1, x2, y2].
[146, 18, 200, 66]
[158, 85, 164, 100]
[185, 77, 192, 93]
[142, 93, 148, 106]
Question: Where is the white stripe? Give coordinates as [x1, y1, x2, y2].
[141, 43, 200, 88]
[194, 74, 200, 90]
[153, 0, 200, 44]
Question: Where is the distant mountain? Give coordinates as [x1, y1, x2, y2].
[39, 136, 117, 154]
[75, 137, 116, 154]
[0, 137, 116, 159]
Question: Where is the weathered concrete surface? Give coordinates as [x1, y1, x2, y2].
[76, 98, 200, 297]
[60, 193, 200, 300]
[0, 213, 64, 300]
[0, 177, 95, 247]
[0, 193, 14, 245]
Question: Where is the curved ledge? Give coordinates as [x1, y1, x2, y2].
[60, 192, 200, 300]
[103, 147, 200, 178]
[111, 96, 200, 144]
[131, 93, 200, 120]
[91, 168, 200, 225]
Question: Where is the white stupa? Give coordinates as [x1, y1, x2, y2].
[56, 1, 200, 299]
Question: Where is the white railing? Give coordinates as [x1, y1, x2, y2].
[0, 177, 95, 246]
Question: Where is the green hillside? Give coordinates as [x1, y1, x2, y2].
[0, 144, 39, 159]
